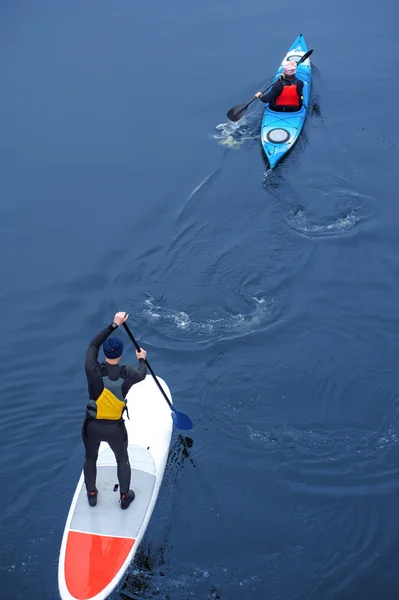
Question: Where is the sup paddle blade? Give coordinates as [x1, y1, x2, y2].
[171, 408, 193, 430]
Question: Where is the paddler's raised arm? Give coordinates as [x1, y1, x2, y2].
[85, 322, 118, 374]
[85, 312, 129, 375]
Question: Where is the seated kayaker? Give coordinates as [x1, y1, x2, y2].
[255, 60, 304, 112]
[82, 311, 147, 509]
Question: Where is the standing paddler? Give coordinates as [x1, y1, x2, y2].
[83, 311, 147, 509]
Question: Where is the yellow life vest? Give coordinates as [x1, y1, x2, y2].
[87, 376, 127, 420]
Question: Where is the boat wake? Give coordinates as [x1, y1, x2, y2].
[141, 295, 273, 349]
[175, 167, 223, 224]
[120, 561, 262, 600]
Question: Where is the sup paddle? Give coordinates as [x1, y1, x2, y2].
[123, 322, 193, 430]
[226, 48, 314, 123]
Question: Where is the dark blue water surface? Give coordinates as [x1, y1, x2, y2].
[1, 0, 399, 598]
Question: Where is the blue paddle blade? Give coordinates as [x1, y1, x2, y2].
[171, 409, 193, 430]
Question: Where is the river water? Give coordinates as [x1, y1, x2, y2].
[1, 1, 399, 599]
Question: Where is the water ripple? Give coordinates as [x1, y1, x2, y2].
[140, 294, 275, 349]
[119, 562, 264, 600]
[247, 423, 399, 496]
[287, 206, 362, 237]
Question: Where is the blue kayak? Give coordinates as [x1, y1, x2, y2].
[261, 34, 311, 169]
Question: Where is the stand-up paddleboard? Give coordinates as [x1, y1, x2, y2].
[58, 375, 173, 600]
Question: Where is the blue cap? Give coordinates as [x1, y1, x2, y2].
[103, 337, 124, 359]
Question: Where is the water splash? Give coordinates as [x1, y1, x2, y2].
[213, 119, 259, 150]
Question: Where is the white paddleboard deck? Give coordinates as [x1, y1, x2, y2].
[58, 375, 173, 600]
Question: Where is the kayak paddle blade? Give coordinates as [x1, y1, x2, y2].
[298, 48, 313, 65]
[171, 409, 193, 430]
[227, 103, 248, 122]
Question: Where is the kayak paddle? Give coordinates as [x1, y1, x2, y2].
[123, 322, 193, 430]
[226, 48, 314, 123]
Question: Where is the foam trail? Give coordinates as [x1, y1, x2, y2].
[187, 172, 216, 202]
[176, 168, 221, 221]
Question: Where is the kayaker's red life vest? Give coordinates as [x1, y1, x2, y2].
[275, 79, 300, 107]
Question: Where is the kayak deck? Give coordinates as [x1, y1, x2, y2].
[261, 33, 312, 169]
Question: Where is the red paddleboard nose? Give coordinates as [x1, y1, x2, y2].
[65, 531, 135, 599]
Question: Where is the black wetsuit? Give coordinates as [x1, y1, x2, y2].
[260, 76, 304, 112]
[82, 323, 147, 494]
